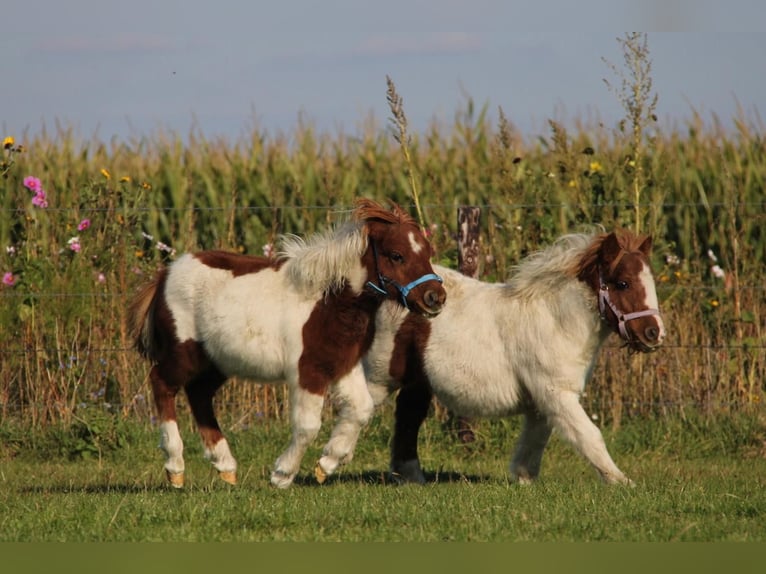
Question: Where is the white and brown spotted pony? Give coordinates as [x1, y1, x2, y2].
[129, 199, 446, 488]
[364, 230, 665, 485]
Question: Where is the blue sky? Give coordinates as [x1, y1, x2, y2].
[2, 1, 764, 143]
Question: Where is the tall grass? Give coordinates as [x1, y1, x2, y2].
[1, 68, 764, 432]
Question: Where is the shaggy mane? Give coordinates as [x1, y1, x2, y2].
[505, 229, 649, 300]
[279, 221, 367, 296]
[505, 233, 595, 298]
[278, 199, 411, 296]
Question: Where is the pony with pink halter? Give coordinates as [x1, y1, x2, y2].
[365, 230, 665, 485]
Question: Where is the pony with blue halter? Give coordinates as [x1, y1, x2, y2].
[129, 199, 446, 488]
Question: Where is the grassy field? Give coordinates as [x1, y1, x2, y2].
[2, 410, 764, 542]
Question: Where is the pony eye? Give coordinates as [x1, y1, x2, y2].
[615, 280, 629, 290]
[389, 252, 404, 264]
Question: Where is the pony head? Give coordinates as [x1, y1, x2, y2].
[579, 230, 665, 352]
[355, 198, 446, 317]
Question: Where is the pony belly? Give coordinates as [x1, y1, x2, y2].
[433, 382, 525, 419]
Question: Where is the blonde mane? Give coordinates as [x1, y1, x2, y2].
[505, 233, 594, 298]
[279, 220, 367, 295]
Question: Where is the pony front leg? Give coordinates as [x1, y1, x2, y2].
[389, 383, 433, 484]
[509, 409, 553, 484]
[271, 387, 324, 489]
[546, 390, 632, 485]
[315, 364, 374, 483]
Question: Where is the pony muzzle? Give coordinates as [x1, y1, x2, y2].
[599, 285, 664, 352]
[366, 273, 445, 315]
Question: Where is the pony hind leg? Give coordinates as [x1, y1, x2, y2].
[390, 382, 433, 485]
[184, 368, 238, 485]
[271, 385, 325, 489]
[150, 365, 186, 488]
[509, 409, 553, 484]
[314, 363, 375, 483]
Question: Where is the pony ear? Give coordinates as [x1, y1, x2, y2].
[601, 231, 623, 264]
[638, 235, 653, 256]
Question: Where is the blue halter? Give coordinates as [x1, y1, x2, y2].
[365, 239, 443, 310]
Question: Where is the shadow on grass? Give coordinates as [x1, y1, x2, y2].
[16, 467, 495, 494]
[292, 468, 494, 487]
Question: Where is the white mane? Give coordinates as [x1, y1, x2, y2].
[278, 220, 368, 295]
[505, 233, 595, 299]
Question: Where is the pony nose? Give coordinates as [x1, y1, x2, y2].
[644, 325, 662, 344]
[424, 288, 445, 311]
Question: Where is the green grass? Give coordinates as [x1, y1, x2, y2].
[2, 412, 764, 542]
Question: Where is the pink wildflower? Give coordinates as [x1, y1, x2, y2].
[77, 218, 91, 231]
[23, 176, 42, 193]
[67, 237, 81, 253]
[31, 190, 48, 208]
[2, 272, 15, 286]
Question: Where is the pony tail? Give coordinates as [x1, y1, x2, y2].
[128, 271, 164, 361]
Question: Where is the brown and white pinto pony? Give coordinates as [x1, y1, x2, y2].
[364, 230, 665, 485]
[129, 199, 446, 488]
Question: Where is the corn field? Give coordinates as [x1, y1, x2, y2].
[1, 100, 764, 430]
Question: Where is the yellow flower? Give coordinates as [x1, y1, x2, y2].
[568, 179, 577, 188]
[710, 299, 719, 307]
[589, 161, 602, 173]
[3, 136, 14, 149]
[135, 250, 144, 258]
[659, 275, 669, 282]
[141, 181, 152, 190]
[100, 168, 111, 180]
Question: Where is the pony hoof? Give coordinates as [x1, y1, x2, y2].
[219, 470, 237, 485]
[270, 470, 295, 489]
[166, 470, 185, 488]
[314, 462, 328, 484]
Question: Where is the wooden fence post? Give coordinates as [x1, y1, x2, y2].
[457, 206, 481, 279]
[453, 206, 481, 443]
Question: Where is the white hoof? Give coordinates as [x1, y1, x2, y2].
[270, 469, 295, 489]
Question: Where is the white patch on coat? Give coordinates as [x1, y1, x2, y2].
[639, 262, 666, 340]
[204, 438, 237, 474]
[159, 420, 184, 475]
[165, 256, 315, 379]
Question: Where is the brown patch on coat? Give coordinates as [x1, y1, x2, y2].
[298, 287, 380, 395]
[194, 250, 285, 276]
[388, 313, 432, 389]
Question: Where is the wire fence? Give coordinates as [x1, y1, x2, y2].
[1, 200, 763, 426]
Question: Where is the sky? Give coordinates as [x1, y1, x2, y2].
[2, 0, 765, 144]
